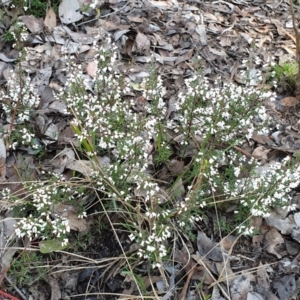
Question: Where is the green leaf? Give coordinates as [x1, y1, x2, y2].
[130, 83, 146, 91]
[39, 239, 68, 253]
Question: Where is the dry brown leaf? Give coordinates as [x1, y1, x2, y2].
[215, 262, 234, 280]
[197, 231, 224, 262]
[252, 235, 264, 253]
[62, 25, 95, 44]
[86, 60, 97, 78]
[48, 100, 68, 113]
[65, 211, 87, 232]
[175, 49, 193, 65]
[127, 15, 143, 23]
[230, 275, 251, 300]
[264, 228, 284, 259]
[44, 7, 57, 31]
[195, 24, 207, 45]
[265, 210, 295, 235]
[174, 248, 214, 283]
[146, 0, 177, 9]
[279, 96, 300, 107]
[175, 250, 215, 300]
[166, 159, 185, 176]
[252, 133, 274, 146]
[246, 292, 264, 300]
[256, 285, 279, 300]
[0, 53, 16, 62]
[119, 281, 135, 299]
[0, 245, 18, 285]
[273, 275, 296, 300]
[21, 15, 43, 33]
[59, 0, 83, 24]
[142, 276, 163, 289]
[256, 262, 270, 289]
[252, 146, 270, 160]
[48, 275, 62, 300]
[132, 96, 148, 112]
[39, 86, 57, 109]
[0, 138, 6, 182]
[220, 235, 237, 251]
[240, 32, 253, 44]
[250, 216, 263, 232]
[134, 32, 150, 53]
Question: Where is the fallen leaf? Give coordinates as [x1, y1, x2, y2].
[31, 66, 52, 95]
[246, 292, 264, 300]
[279, 96, 300, 107]
[146, 0, 177, 9]
[166, 159, 185, 176]
[134, 32, 150, 53]
[21, 15, 43, 33]
[66, 160, 96, 177]
[44, 123, 59, 140]
[256, 285, 279, 300]
[132, 96, 148, 112]
[264, 228, 284, 258]
[197, 231, 224, 262]
[273, 275, 296, 300]
[175, 49, 193, 65]
[175, 249, 214, 283]
[256, 262, 270, 289]
[0, 138, 6, 181]
[86, 60, 97, 77]
[167, 178, 185, 200]
[62, 25, 96, 44]
[0, 53, 16, 63]
[59, 0, 83, 24]
[220, 235, 237, 251]
[252, 133, 275, 146]
[63, 211, 87, 232]
[265, 210, 295, 235]
[0, 245, 18, 285]
[252, 146, 270, 160]
[48, 275, 62, 300]
[230, 275, 250, 300]
[40, 86, 57, 109]
[44, 7, 57, 31]
[195, 24, 207, 45]
[215, 262, 234, 282]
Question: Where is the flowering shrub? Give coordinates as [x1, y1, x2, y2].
[1, 36, 300, 269]
[2, 171, 91, 247]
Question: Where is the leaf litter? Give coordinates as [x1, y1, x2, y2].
[1, 0, 300, 299]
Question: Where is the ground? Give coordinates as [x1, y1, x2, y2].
[1, 0, 300, 299]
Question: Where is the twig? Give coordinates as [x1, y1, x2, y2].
[5, 276, 27, 300]
[76, 1, 130, 27]
[233, 145, 253, 159]
[178, 270, 194, 300]
[0, 287, 20, 300]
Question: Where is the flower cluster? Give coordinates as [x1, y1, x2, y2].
[1, 70, 39, 122]
[129, 211, 172, 268]
[177, 145, 300, 237]
[2, 172, 88, 246]
[15, 216, 70, 246]
[171, 75, 273, 145]
[0, 67, 40, 150]
[12, 182, 70, 245]
[7, 21, 29, 45]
